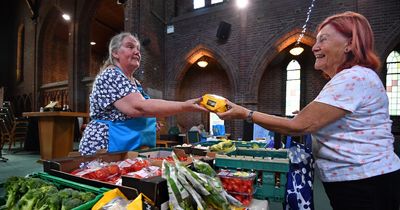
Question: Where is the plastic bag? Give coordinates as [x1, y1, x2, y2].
[92, 188, 129, 210]
[284, 135, 314, 210]
[212, 124, 225, 136]
[162, 160, 193, 210]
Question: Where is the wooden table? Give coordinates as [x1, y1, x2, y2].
[156, 139, 180, 147]
[22, 112, 89, 160]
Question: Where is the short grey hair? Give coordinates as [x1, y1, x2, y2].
[100, 32, 140, 71]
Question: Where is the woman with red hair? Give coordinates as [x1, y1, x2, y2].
[218, 11, 400, 210]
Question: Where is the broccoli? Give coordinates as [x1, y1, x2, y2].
[79, 191, 96, 202]
[36, 193, 61, 210]
[3, 176, 24, 208]
[1, 177, 96, 210]
[16, 185, 58, 210]
[2, 176, 50, 209]
[34, 185, 59, 209]
[18, 177, 52, 195]
[61, 198, 84, 210]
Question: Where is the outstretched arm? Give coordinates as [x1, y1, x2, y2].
[218, 100, 347, 136]
[114, 92, 208, 118]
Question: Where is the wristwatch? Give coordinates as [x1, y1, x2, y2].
[246, 110, 254, 123]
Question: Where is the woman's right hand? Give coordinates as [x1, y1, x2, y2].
[184, 97, 209, 112]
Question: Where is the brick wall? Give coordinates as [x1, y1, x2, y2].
[163, 0, 400, 138]
[6, 0, 400, 139]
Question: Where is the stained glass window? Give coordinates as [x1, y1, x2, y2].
[386, 51, 400, 116]
[285, 60, 301, 116]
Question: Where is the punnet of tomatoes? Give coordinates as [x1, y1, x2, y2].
[69, 158, 152, 184]
[150, 155, 188, 162]
[218, 170, 256, 206]
[230, 192, 253, 206]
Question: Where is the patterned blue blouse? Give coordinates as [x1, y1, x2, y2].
[79, 66, 140, 155]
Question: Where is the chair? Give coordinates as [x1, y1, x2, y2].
[0, 115, 10, 162]
[187, 131, 200, 144]
[14, 118, 29, 148]
[0, 114, 14, 151]
[0, 102, 29, 151]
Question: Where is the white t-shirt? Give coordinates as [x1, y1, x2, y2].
[312, 65, 400, 182]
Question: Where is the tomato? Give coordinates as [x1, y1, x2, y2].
[178, 156, 188, 161]
[93, 168, 110, 180]
[70, 168, 83, 175]
[107, 164, 120, 175]
[242, 198, 250, 206]
[107, 175, 119, 184]
[120, 168, 128, 175]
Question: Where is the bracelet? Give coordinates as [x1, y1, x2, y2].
[246, 110, 254, 123]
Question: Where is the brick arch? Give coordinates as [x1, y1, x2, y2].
[74, 0, 100, 111]
[247, 26, 316, 102]
[377, 19, 400, 59]
[37, 6, 62, 86]
[165, 41, 239, 100]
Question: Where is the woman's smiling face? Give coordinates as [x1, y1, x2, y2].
[312, 24, 350, 78]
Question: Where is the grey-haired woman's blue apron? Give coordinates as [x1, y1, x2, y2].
[95, 67, 156, 153]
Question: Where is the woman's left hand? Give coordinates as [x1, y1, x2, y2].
[217, 100, 250, 120]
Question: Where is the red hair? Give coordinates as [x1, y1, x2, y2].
[317, 11, 381, 73]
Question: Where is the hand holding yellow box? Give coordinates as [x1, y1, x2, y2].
[200, 94, 227, 112]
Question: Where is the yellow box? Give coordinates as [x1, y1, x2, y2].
[200, 94, 227, 112]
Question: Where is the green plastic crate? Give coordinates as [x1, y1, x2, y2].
[196, 140, 266, 149]
[196, 140, 220, 146]
[232, 141, 266, 149]
[215, 148, 289, 202]
[0, 172, 108, 210]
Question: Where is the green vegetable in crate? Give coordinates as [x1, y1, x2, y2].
[79, 191, 97, 202]
[2, 176, 53, 209]
[3, 176, 24, 208]
[16, 185, 58, 210]
[210, 140, 236, 153]
[1, 176, 97, 210]
[162, 160, 194, 210]
[193, 159, 216, 177]
[192, 162, 243, 207]
[177, 171, 207, 210]
[61, 198, 84, 210]
[36, 193, 61, 210]
[172, 153, 230, 210]
[58, 189, 96, 210]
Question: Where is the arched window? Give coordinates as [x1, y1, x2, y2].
[16, 24, 24, 83]
[386, 51, 400, 116]
[193, 0, 223, 9]
[193, 0, 205, 9]
[285, 60, 301, 116]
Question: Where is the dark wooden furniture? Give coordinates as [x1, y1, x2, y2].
[22, 112, 89, 160]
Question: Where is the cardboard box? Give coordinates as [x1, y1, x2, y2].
[172, 145, 192, 154]
[122, 175, 168, 207]
[43, 151, 168, 207]
[137, 147, 192, 167]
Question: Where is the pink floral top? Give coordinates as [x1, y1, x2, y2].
[312, 65, 400, 182]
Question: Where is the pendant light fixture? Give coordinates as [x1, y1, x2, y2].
[290, 45, 304, 56]
[197, 57, 208, 68]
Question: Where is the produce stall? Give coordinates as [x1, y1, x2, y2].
[2, 140, 289, 209]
